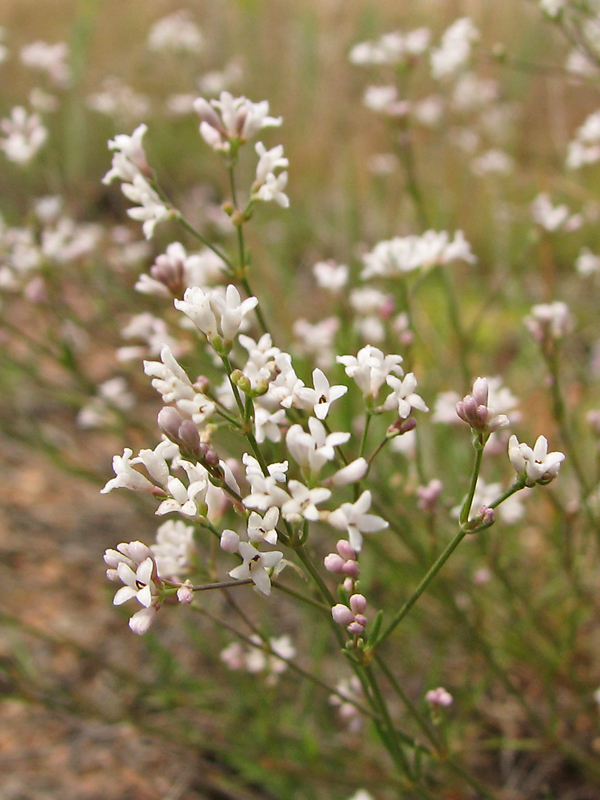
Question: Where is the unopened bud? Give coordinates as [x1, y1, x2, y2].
[177, 584, 194, 604]
[388, 416, 417, 437]
[231, 369, 252, 394]
[336, 540, 357, 560]
[347, 621, 365, 635]
[349, 594, 367, 615]
[341, 560, 360, 579]
[324, 554, 346, 574]
[158, 406, 185, 441]
[331, 604, 355, 627]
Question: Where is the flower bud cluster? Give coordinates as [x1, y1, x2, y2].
[332, 594, 368, 636]
[324, 540, 361, 586]
[456, 377, 509, 434]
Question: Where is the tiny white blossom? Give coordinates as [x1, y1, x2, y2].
[151, 519, 195, 578]
[194, 91, 282, 152]
[430, 17, 479, 79]
[338, 345, 403, 399]
[229, 541, 284, 595]
[0, 106, 47, 164]
[175, 284, 258, 349]
[254, 170, 289, 208]
[313, 260, 348, 292]
[147, 11, 203, 54]
[382, 373, 428, 418]
[531, 193, 582, 232]
[121, 175, 172, 239]
[21, 41, 70, 87]
[508, 435, 565, 485]
[327, 490, 388, 552]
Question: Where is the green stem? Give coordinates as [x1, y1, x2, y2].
[176, 214, 233, 271]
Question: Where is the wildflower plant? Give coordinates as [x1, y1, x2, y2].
[4, 3, 600, 798]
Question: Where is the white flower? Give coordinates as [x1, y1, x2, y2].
[360, 230, 476, 279]
[293, 318, 340, 370]
[143, 344, 195, 403]
[508, 435, 565, 485]
[147, 11, 203, 54]
[254, 170, 289, 208]
[105, 544, 162, 634]
[254, 142, 288, 186]
[254, 406, 286, 443]
[156, 461, 210, 518]
[229, 541, 284, 595]
[576, 247, 600, 276]
[0, 106, 47, 165]
[337, 346, 403, 399]
[294, 368, 348, 420]
[313, 260, 348, 292]
[194, 91, 282, 152]
[151, 519, 195, 578]
[247, 508, 279, 545]
[21, 41, 70, 87]
[531, 193, 582, 232]
[281, 481, 331, 523]
[349, 28, 430, 66]
[382, 373, 428, 418]
[286, 418, 349, 475]
[327, 490, 388, 552]
[104, 123, 149, 181]
[121, 175, 172, 239]
[430, 17, 479, 79]
[175, 284, 258, 349]
[524, 301, 573, 341]
[101, 448, 158, 494]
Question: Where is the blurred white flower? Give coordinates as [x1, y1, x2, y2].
[147, 11, 203, 54]
[0, 106, 47, 164]
[531, 193, 582, 232]
[431, 17, 479, 79]
[576, 247, 600, 276]
[21, 41, 70, 87]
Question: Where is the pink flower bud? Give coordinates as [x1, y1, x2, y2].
[425, 687, 453, 707]
[349, 594, 367, 614]
[353, 614, 368, 627]
[347, 621, 365, 635]
[331, 604, 355, 627]
[336, 540, 357, 560]
[341, 560, 360, 578]
[220, 529, 240, 553]
[324, 553, 346, 573]
[177, 585, 194, 604]
[342, 577, 354, 593]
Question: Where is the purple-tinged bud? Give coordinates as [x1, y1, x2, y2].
[194, 375, 211, 393]
[150, 254, 185, 296]
[478, 505, 495, 526]
[425, 687, 453, 707]
[341, 560, 360, 579]
[177, 585, 194, 604]
[158, 406, 185, 441]
[220, 529, 240, 553]
[331, 604, 355, 627]
[179, 419, 202, 454]
[324, 554, 346, 574]
[472, 377, 489, 407]
[336, 540, 357, 561]
[353, 614, 368, 628]
[349, 594, 367, 615]
[347, 621, 365, 635]
[417, 479, 443, 513]
[388, 416, 417, 437]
